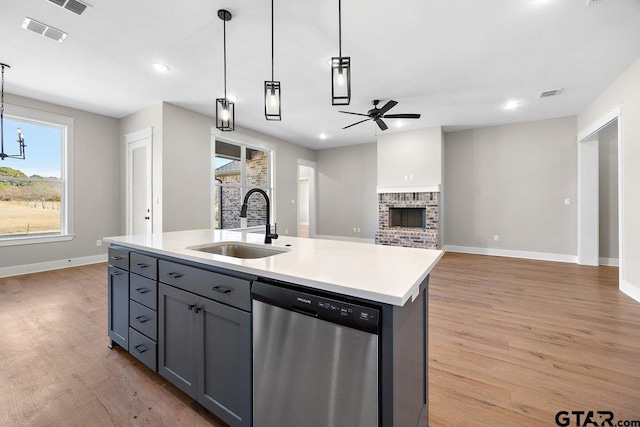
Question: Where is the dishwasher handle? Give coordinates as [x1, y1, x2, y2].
[292, 306, 318, 318]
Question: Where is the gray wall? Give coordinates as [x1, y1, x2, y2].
[579, 55, 640, 294]
[444, 116, 578, 256]
[377, 127, 443, 188]
[316, 143, 377, 239]
[599, 126, 618, 260]
[162, 103, 213, 232]
[1, 94, 120, 267]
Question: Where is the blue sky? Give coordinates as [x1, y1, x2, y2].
[1, 118, 62, 178]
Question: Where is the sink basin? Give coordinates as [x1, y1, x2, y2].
[187, 242, 288, 259]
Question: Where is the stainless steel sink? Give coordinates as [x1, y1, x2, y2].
[187, 242, 288, 259]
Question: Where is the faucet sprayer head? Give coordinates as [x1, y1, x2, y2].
[240, 204, 248, 218]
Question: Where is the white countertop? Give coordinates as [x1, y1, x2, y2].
[104, 229, 443, 306]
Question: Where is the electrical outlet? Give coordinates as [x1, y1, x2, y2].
[96, 239, 102, 247]
[291, 199, 295, 204]
[404, 175, 408, 181]
[357, 228, 361, 232]
[353, 227, 357, 232]
[285, 229, 288, 234]
[409, 174, 414, 181]
[493, 235, 499, 241]
[564, 198, 571, 205]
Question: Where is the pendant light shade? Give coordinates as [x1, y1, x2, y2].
[0, 63, 26, 161]
[331, 0, 350, 106]
[264, 0, 281, 120]
[216, 9, 234, 132]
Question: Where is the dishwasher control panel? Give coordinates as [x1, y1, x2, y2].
[253, 281, 380, 334]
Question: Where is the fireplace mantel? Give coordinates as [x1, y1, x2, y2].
[376, 185, 441, 194]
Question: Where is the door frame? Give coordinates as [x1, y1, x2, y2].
[125, 128, 153, 235]
[576, 104, 623, 280]
[297, 159, 316, 238]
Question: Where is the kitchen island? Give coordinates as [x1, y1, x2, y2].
[104, 229, 443, 427]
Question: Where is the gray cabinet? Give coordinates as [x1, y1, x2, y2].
[158, 282, 252, 427]
[107, 247, 130, 350]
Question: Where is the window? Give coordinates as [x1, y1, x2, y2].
[0, 105, 74, 245]
[213, 138, 274, 230]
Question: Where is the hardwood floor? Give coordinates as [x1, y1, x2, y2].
[428, 253, 640, 427]
[0, 254, 638, 426]
[0, 263, 224, 427]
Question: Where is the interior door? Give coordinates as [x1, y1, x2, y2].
[126, 129, 153, 234]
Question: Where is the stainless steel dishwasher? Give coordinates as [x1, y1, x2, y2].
[252, 281, 380, 427]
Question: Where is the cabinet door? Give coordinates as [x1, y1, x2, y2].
[158, 283, 198, 399]
[196, 296, 252, 427]
[107, 266, 129, 350]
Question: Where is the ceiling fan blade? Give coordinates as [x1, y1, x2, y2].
[339, 111, 370, 117]
[375, 119, 388, 131]
[378, 100, 398, 115]
[343, 118, 371, 129]
[383, 113, 421, 119]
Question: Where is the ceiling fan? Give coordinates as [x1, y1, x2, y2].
[339, 100, 421, 131]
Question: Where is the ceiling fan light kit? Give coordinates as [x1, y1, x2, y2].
[331, 0, 351, 106]
[264, 0, 281, 121]
[216, 9, 234, 132]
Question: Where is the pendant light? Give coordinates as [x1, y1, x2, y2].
[331, 0, 350, 106]
[264, 0, 281, 120]
[0, 63, 26, 161]
[216, 9, 234, 131]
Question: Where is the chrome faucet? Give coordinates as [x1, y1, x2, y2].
[240, 188, 279, 244]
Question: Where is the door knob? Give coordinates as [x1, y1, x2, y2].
[144, 216, 150, 220]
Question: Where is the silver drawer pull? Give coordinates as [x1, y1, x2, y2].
[136, 287, 150, 294]
[136, 263, 149, 268]
[167, 272, 183, 278]
[135, 315, 150, 323]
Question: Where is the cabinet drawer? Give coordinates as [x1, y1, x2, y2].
[108, 247, 129, 270]
[159, 260, 251, 311]
[130, 253, 158, 280]
[130, 274, 157, 310]
[130, 300, 157, 341]
[129, 327, 157, 371]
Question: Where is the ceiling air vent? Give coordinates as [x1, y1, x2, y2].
[538, 88, 562, 99]
[22, 17, 68, 42]
[47, 0, 91, 15]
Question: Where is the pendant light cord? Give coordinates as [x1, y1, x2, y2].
[338, 0, 342, 58]
[223, 19, 227, 100]
[271, 0, 274, 81]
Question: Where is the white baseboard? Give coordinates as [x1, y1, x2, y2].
[315, 234, 375, 244]
[599, 257, 619, 267]
[620, 280, 640, 304]
[444, 245, 578, 264]
[0, 254, 108, 278]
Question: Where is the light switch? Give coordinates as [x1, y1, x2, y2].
[564, 198, 571, 205]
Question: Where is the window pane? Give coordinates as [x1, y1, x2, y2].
[245, 148, 268, 188]
[215, 140, 241, 182]
[0, 118, 63, 237]
[216, 186, 241, 229]
[0, 181, 61, 235]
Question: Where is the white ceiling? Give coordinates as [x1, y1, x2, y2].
[2, 0, 640, 150]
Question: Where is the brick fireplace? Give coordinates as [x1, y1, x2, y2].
[375, 192, 439, 249]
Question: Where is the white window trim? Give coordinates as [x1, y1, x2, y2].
[210, 129, 277, 230]
[0, 104, 75, 246]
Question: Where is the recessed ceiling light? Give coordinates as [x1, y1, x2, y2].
[152, 63, 169, 72]
[319, 133, 328, 140]
[504, 100, 519, 110]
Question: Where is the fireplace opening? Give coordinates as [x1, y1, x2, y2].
[389, 207, 426, 228]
